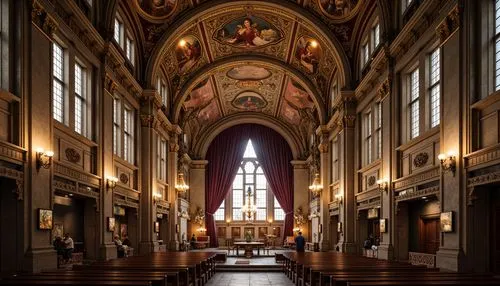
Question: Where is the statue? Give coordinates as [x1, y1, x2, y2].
[193, 208, 205, 226]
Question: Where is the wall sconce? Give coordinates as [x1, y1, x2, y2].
[309, 173, 323, 197]
[36, 148, 54, 169]
[226, 219, 231, 226]
[106, 176, 118, 190]
[334, 193, 343, 204]
[153, 192, 162, 204]
[376, 178, 389, 193]
[175, 173, 189, 193]
[268, 219, 273, 226]
[293, 227, 302, 233]
[197, 227, 207, 233]
[438, 152, 457, 175]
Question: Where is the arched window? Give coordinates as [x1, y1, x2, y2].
[214, 139, 284, 221]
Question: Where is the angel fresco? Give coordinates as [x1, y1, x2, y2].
[176, 36, 202, 75]
[295, 37, 322, 74]
[137, 0, 176, 18]
[216, 16, 281, 48]
[319, 0, 358, 18]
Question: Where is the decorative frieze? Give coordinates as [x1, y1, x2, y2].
[54, 162, 101, 188]
[436, 5, 460, 44]
[467, 170, 500, 187]
[0, 141, 26, 164]
[409, 252, 436, 268]
[377, 76, 392, 100]
[395, 186, 440, 203]
[104, 73, 118, 94]
[393, 167, 439, 190]
[114, 197, 139, 209]
[464, 144, 500, 170]
[31, 0, 58, 37]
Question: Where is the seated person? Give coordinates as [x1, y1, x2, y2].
[62, 233, 74, 262]
[114, 235, 128, 258]
[53, 236, 64, 256]
[122, 235, 131, 247]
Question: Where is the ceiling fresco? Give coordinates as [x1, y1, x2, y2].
[123, 0, 371, 157]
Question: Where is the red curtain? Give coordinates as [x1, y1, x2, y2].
[250, 125, 294, 238]
[205, 127, 249, 247]
[205, 124, 294, 246]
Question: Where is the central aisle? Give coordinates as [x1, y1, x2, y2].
[206, 272, 294, 286]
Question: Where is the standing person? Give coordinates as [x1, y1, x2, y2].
[294, 232, 306, 253]
[62, 233, 74, 262]
[363, 234, 374, 256]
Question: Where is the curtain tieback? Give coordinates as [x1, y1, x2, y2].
[285, 211, 293, 215]
[206, 212, 214, 216]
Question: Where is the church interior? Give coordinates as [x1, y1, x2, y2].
[0, 0, 500, 285]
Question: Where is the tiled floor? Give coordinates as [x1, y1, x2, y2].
[206, 272, 294, 286]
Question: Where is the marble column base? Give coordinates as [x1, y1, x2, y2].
[138, 241, 160, 255]
[436, 247, 465, 272]
[169, 240, 179, 251]
[318, 239, 330, 252]
[23, 247, 57, 273]
[100, 243, 118, 260]
[377, 244, 394, 260]
[338, 241, 358, 254]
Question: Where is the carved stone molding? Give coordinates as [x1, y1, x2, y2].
[31, 0, 58, 37]
[54, 162, 101, 188]
[53, 177, 100, 199]
[413, 152, 429, 168]
[464, 144, 500, 170]
[377, 77, 392, 100]
[467, 187, 477, 206]
[119, 173, 129, 184]
[368, 176, 376, 187]
[15, 179, 24, 201]
[0, 142, 26, 164]
[395, 186, 439, 203]
[114, 197, 139, 209]
[104, 73, 118, 94]
[467, 170, 500, 187]
[65, 148, 81, 163]
[342, 115, 356, 129]
[140, 114, 159, 129]
[436, 5, 460, 43]
[393, 167, 439, 190]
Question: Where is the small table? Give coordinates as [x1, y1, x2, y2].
[234, 241, 265, 258]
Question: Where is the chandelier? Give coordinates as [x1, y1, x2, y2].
[175, 173, 189, 193]
[309, 173, 323, 197]
[241, 186, 257, 219]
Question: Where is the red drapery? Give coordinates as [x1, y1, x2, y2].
[205, 127, 249, 247]
[250, 125, 294, 238]
[205, 124, 294, 246]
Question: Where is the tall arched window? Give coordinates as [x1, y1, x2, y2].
[214, 139, 284, 222]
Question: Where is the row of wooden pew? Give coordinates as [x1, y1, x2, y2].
[281, 252, 500, 286]
[0, 252, 218, 286]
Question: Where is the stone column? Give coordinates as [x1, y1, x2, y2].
[435, 5, 465, 272]
[23, 14, 58, 271]
[291, 161, 310, 239]
[189, 160, 208, 236]
[317, 126, 331, 251]
[378, 78, 394, 260]
[337, 93, 357, 253]
[138, 91, 159, 255]
[167, 131, 181, 250]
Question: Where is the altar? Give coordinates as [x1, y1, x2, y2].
[234, 241, 265, 258]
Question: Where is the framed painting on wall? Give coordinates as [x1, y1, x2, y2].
[440, 211, 453, 232]
[107, 217, 116, 232]
[52, 223, 63, 238]
[379, 219, 387, 233]
[38, 209, 53, 230]
[231, 227, 241, 238]
[367, 208, 379, 219]
[258, 227, 268, 238]
[120, 224, 128, 238]
[244, 227, 255, 239]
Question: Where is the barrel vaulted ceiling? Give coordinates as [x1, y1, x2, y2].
[123, 0, 377, 158]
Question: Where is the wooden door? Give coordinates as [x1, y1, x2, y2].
[491, 193, 500, 274]
[420, 218, 439, 254]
